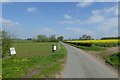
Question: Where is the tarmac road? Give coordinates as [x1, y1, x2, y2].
[61, 43, 118, 78]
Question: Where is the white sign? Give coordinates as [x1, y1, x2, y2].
[10, 48, 16, 55]
[53, 46, 57, 50]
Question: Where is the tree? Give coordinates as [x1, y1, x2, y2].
[57, 36, 64, 41]
[37, 35, 48, 42]
[27, 38, 32, 40]
[101, 36, 120, 40]
[49, 34, 58, 42]
[1, 30, 11, 57]
[79, 34, 92, 40]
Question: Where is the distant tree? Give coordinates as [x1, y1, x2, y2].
[57, 36, 64, 41]
[101, 36, 120, 40]
[2, 30, 11, 57]
[49, 34, 58, 42]
[37, 35, 48, 42]
[87, 35, 92, 40]
[79, 34, 92, 40]
[27, 38, 32, 40]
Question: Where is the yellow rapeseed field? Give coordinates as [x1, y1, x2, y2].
[66, 39, 120, 43]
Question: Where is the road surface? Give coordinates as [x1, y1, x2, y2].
[61, 43, 118, 78]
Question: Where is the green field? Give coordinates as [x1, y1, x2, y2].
[2, 41, 67, 78]
[11, 41, 57, 56]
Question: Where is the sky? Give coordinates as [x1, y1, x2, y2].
[1, 2, 118, 39]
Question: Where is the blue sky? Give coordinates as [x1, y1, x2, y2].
[1, 2, 118, 39]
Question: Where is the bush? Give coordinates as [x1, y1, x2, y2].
[93, 43, 119, 47]
[2, 30, 11, 57]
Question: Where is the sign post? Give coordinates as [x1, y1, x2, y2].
[10, 48, 16, 55]
[52, 45, 57, 54]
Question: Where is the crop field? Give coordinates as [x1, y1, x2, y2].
[11, 41, 58, 57]
[66, 39, 119, 43]
[65, 39, 120, 47]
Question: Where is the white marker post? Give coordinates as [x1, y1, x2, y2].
[10, 48, 16, 55]
[52, 45, 57, 54]
[53, 45, 56, 51]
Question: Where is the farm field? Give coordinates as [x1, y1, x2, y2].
[66, 39, 119, 43]
[66, 39, 120, 47]
[2, 40, 67, 78]
[11, 41, 58, 57]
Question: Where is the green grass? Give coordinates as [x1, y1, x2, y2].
[68, 43, 105, 51]
[11, 40, 33, 43]
[11, 42, 57, 57]
[105, 52, 120, 66]
[2, 42, 67, 78]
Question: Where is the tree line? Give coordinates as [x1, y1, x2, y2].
[27, 34, 64, 42]
[65, 34, 120, 41]
[101, 36, 120, 40]
[36, 34, 63, 42]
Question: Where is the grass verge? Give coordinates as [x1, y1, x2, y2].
[67, 43, 105, 51]
[104, 52, 120, 66]
[2, 42, 67, 78]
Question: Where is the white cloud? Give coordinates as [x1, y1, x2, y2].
[63, 4, 118, 39]
[59, 20, 81, 24]
[106, 5, 118, 16]
[97, 18, 118, 32]
[0, 18, 19, 27]
[87, 5, 118, 37]
[60, 5, 118, 25]
[86, 4, 118, 24]
[92, 5, 118, 16]
[27, 7, 37, 12]
[65, 27, 94, 34]
[64, 27, 95, 39]
[63, 14, 72, 19]
[86, 14, 105, 23]
[76, 2, 93, 8]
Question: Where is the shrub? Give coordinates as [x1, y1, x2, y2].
[2, 30, 11, 57]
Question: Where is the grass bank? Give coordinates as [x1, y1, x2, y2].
[104, 52, 120, 67]
[2, 42, 67, 78]
[68, 43, 105, 51]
